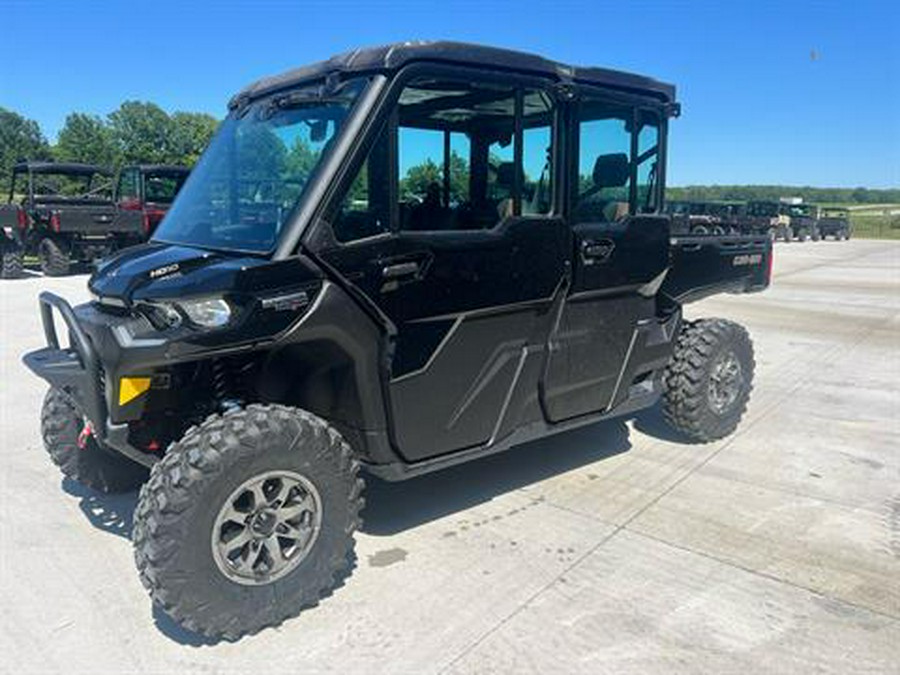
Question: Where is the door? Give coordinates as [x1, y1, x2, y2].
[541, 96, 669, 421]
[316, 71, 570, 461]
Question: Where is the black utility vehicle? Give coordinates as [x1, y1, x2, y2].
[23, 42, 771, 639]
[665, 200, 744, 236]
[782, 203, 821, 241]
[742, 200, 792, 241]
[0, 162, 189, 276]
[665, 200, 720, 235]
[818, 207, 852, 240]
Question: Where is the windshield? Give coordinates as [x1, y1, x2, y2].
[153, 77, 369, 253]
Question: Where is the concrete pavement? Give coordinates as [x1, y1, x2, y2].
[0, 240, 897, 674]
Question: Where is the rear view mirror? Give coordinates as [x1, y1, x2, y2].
[309, 120, 328, 143]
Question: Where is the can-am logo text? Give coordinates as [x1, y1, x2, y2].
[733, 254, 763, 266]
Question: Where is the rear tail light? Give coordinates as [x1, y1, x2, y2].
[143, 208, 166, 236]
[765, 247, 774, 285]
[50, 212, 61, 232]
[16, 208, 27, 229]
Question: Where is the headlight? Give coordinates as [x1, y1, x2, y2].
[177, 297, 232, 328]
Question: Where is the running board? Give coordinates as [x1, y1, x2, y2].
[364, 379, 660, 481]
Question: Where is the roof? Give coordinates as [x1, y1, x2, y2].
[232, 41, 676, 107]
[127, 164, 191, 174]
[14, 161, 111, 175]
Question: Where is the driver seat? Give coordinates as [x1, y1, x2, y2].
[575, 153, 630, 222]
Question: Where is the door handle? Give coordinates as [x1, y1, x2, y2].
[382, 261, 420, 279]
[581, 239, 615, 263]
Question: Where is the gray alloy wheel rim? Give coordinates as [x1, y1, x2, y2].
[211, 470, 323, 586]
[708, 350, 744, 414]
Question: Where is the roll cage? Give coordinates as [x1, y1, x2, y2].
[260, 62, 675, 259]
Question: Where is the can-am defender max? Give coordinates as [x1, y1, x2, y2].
[24, 42, 772, 639]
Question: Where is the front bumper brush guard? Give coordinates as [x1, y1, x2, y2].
[23, 292, 158, 468]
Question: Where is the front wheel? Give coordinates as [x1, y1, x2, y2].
[132, 404, 364, 639]
[41, 388, 148, 492]
[662, 319, 755, 442]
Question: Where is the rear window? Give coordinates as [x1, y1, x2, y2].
[32, 172, 110, 199]
[145, 172, 188, 204]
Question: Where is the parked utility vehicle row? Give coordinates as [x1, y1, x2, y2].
[665, 199, 852, 241]
[0, 162, 189, 278]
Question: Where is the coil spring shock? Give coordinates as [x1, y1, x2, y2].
[211, 359, 241, 411]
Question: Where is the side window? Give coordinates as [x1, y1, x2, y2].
[117, 169, 140, 203]
[575, 101, 632, 223]
[332, 121, 392, 243]
[397, 77, 554, 232]
[636, 111, 660, 212]
[332, 76, 557, 241]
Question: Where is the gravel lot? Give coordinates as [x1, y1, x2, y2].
[1, 240, 898, 674]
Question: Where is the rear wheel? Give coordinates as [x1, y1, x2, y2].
[39, 237, 70, 276]
[41, 388, 148, 492]
[1, 245, 23, 278]
[662, 319, 755, 442]
[133, 404, 363, 639]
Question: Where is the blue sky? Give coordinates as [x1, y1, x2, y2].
[1, 0, 897, 188]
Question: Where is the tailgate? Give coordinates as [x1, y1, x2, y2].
[662, 235, 772, 303]
[54, 203, 118, 234]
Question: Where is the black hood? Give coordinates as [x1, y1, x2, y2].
[89, 242, 322, 305]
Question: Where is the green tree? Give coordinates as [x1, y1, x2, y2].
[665, 185, 900, 205]
[108, 101, 174, 165]
[236, 125, 287, 194]
[0, 106, 51, 186]
[448, 150, 469, 203]
[55, 112, 118, 166]
[169, 112, 218, 166]
[400, 158, 441, 200]
[284, 137, 320, 182]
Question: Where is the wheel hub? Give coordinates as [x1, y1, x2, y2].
[211, 470, 322, 586]
[250, 509, 278, 538]
[708, 350, 744, 414]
